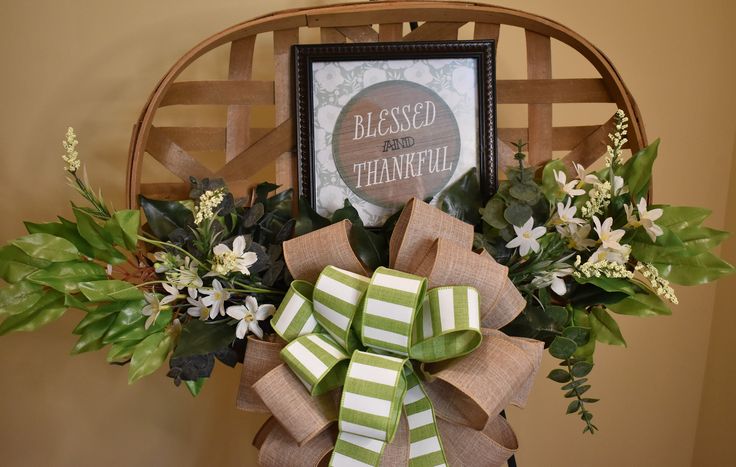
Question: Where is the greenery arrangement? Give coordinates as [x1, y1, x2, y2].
[0, 111, 732, 432]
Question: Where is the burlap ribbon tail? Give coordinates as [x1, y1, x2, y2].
[237, 198, 544, 466]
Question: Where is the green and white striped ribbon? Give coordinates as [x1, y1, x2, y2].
[271, 265, 481, 467]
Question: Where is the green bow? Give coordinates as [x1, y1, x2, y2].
[271, 265, 483, 467]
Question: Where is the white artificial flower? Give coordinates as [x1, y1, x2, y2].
[211, 236, 258, 276]
[186, 295, 208, 319]
[573, 163, 601, 186]
[167, 257, 203, 297]
[555, 199, 584, 225]
[613, 175, 626, 195]
[141, 282, 179, 329]
[226, 296, 275, 340]
[62, 127, 81, 173]
[532, 266, 573, 296]
[554, 170, 586, 197]
[592, 216, 626, 251]
[589, 244, 631, 265]
[624, 203, 639, 227]
[560, 223, 597, 251]
[505, 217, 546, 256]
[636, 198, 664, 242]
[153, 251, 182, 274]
[201, 279, 231, 319]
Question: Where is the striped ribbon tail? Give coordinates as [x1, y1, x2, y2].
[403, 371, 448, 467]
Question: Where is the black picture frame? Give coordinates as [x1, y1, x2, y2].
[294, 40, 497, 227]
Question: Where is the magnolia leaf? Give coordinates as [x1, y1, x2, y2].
[140, 196, 194, 241]
[350, 225, 388, 271]
[549, 336, 577, 359]
[0, 280, 43, 317]
[27, 261, 106, 293]
[332, 200, 363, 226]
[78, 280, 144, 302]
[0, 293, 65, 336]
[242, 203, 265, 228]
[574, 276, 636, 296]
[295, 197, 330, 236]
[70, 313, 117, 355]
[621, 139, 659, 201]
[184, 377, 207, 397]
[657, 206, 711, 232]
[173, 320, 235, 359]
[671, 226, 729, 256]
[541, 159, 567, 202]
[74, 207, 112, 250]
[653, 252, 735, 286]
[13, 233, 79, 262]
[590, 307, 626, 346]
[437, 169, 481, 225]
[607, 292, 671, 317]
[107, 340, 139, 364]
[128, 331, 174, 384]
[265, 188, 293, 218]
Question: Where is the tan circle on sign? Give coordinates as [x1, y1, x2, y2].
[333, 81, 460, 209]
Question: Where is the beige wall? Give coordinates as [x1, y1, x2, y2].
[1, 1, 734, 466]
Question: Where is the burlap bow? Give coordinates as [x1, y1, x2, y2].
[237, 198, 544, 466]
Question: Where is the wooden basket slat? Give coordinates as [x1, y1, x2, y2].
[321, 27, 348, 43]
[525, 30, 552, 166]
[127, 1, 648, 208]
[563, 116, 616, 168]
[336, 25, 380, 42]
[216, 119, 293, 183]
[226, 36, 257, 162]
[378, 23, 403, 41]
[473, 22, 500, 42]
[273, 28, 300, 190]
[402, 21, 465, 41]
[140, 182, 191, 201]
[498, 78, 611, 104]
[146, 129, 214, 182]
[160, 81, 274, 106]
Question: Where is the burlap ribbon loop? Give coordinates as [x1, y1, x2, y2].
[239, 198, 544, 467]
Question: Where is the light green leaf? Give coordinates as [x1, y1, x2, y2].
[13, 233, 79, 262]
[106, 210, 140, 250]
[128, 331, 174, 384]
[26, 261, 106, 293]
[541, 159, 567, 203]
[653, 252, 735, 285]
[590, 307, 626, 346]
[607, 292, 671, 317]
[0, 293, 66, 336]
[72, 301, 128, 335]
[107, 340, 140, 364]
[0, 245, 49, 283]
[621, 139, 659, 201]
[74, 208, 111, 250]
[185, 377, 207, 397]
[78, 280, 144, 302]
[103, 304, 168, 345]
[657, 206, 711, 232]
[70, 313, 117, 354]
[0, 280, 44, 317]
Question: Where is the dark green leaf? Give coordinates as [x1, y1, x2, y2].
[546, 306, 568, 327]
[503, 202, 532, 227]
[562, 326, 591, 346]
[565, 385, 591, 398]
[173, 320, 234, 358]
[295, 197, 331, 236]
[350, 225, 388, 271]
[480, 197, 508, 229]
[128, 331, 174, 384]
[548, 368, 572, 383]
[242, 203, 265, 228]
[437, 169, 481, 225]
[26, 261, 106, 293]
[101, 300, 161, 344]
[574, 276, 636, 296]
[509, 183, 541, 203]
[549, 336, 578, 359]
[13, 233, 79, 262]
[562, 378, 588, 390]
[78, 280, 144, 302]
[332, 200, 364, 226]
[590, 307, 626, 346]
[608, 292, 671, 317]
[571, 361, 594, 378]
[140, 196, 194, 241]
[567, 400, 581, 414]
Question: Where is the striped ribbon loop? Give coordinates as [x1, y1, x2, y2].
[271, 264, 482, 467]
[410, 286, 482, 362]
[403, 371, 448, 467]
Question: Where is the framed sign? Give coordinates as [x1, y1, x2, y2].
[294, 40, 497, 227]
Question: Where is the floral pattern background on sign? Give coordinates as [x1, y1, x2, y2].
[311, 58, 479, 226]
